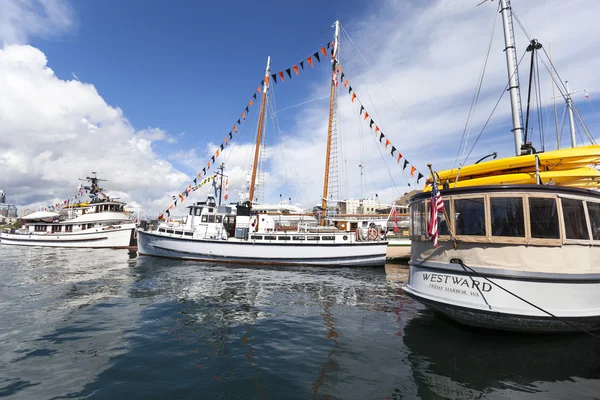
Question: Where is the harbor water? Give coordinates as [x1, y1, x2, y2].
[0, 245, 599, 399]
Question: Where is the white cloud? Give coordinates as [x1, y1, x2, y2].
[0, 45, 189, 215]
[0, 0, 73, 45]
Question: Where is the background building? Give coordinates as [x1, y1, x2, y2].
[0, 191, 18, 218]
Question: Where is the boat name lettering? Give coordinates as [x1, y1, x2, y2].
[422, 273, 492, 292]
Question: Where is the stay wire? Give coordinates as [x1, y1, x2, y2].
[340, 25, 423, 141]
[455, 50, 528, 185]
[454, 2, 499, 170]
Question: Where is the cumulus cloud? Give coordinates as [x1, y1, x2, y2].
[0, 45, 189, 215]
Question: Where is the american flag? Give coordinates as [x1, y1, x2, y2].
[428, 179, 445, 248]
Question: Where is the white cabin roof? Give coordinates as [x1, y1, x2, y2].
[22, 211, 60, 220]
[61, 212, 131, 224]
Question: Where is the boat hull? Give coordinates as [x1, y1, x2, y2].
[137, 230, 386, 266]
[0, 225, 137, 249]
[404, 262, 600, 333]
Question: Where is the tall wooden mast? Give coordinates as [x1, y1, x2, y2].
[320, 20, 340, 226]
[249, 57, 271, 204]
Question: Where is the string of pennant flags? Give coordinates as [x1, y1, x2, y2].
[158, 42, 332, 220]
[338, 67, 426, 184]
[269, 41, 334, 84]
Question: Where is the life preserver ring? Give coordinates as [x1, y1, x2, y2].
[367, 227, 378, 241]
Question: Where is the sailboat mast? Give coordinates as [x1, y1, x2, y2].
[499, 0, 524, 156]
[320, 20, 340, 226]
[566, 81, 577, 147]
[249, 57, 271, 204]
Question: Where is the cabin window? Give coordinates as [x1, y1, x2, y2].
[264, 235, 276, 240]
[184, 232, 193, 236]
[588, 202, 600, 241]
[195, 208, 202, 216]
[159, 228, 166, 233]
[207, 215, 215, 223]
[350, 222, 358, 231]
[321, 236, 335, 241]
[81, 224, 86, 231]
[490, 197, 525, 237]
[432, 200, 451, 236]
[307, 236, 320, 241]
[529, 198, 560, 239]
[208, 208, 214, 213]
[562, 198, 589, 240]
[35, 225, 46, 232]
[88, 224, 94, 229]
[277, 236, 291, 241]
[65, 225, 73, 232]
[175, 230, 183, 235]
[201, 215, 208, 223]
[252, 236, 263, 240]
[167, 229, 174, 234]
[216, 215, 223, 223]
[410, 200, 426, 238]
[455, 198, 485, 236]
[51, 225, 61, 233]
[189, 208, 194, 216]
[292, 236, 306, 241]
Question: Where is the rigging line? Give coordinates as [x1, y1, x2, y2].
[274, 95, 331, 114]
[351, 59, 403, 195]
[559, 106, 567, 145]
[572, 103, 597, 144]
[267, 90, 290, 191]
[268, 85, 311, 204]
[455, 51, 528, 184]
[586, 96, 600, 133]
[535, 51, 545, 151]
[340, 25, 423, 141]
[454, 3, 499, 171]
[456, 260, 600, 340]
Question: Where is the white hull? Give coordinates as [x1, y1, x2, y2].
[404, 261, 600, 333]
[137, 230, 386, 266]
[0, 224, 137, 249]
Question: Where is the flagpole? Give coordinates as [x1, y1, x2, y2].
[320, 20, 340, 226]
[249, 57, 270, 205]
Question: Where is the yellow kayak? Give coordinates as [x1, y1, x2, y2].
[436, 145, 600, 182]
[430, 166, 600, 189]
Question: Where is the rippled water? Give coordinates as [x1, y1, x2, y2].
[0, 245, 599, 399]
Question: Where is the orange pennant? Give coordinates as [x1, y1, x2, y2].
[337, 64, 342, 73]
[351, 93, 356, 102]
[207, 161, 211, 169]
[293, 65, 299, 75]
[241, 112, 246, 120]
[216, 149, 220, 157]
[343, 79, 348, 88]
[364, 111, 369, 121]
[307, 57, 313, 67]
[224, 137, 229, 146]
[385, 139, 390, 148]
[233, 125, 237, 132]
[320, 47, 327, 57]
[397, 153, 403, 163]
[410, 166, 416, 177]
[249, 99, 253, 107]
[279, 71, 285, 81]
[169, 204, 173, 210]
[375, 126, 380, 133]
[197, 173, 201, 179]
[257, 85, 262, 93]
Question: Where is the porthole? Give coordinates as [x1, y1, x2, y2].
[343, 235, 348, 241]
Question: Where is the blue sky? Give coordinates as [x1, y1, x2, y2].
[30, 0, 366, 164]
[1, 0, 599, 215]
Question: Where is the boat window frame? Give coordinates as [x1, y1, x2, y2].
[427, 197, 453, 243]
[409, 198, 428, 241]
[524, 194, 562, 246]
[558, 194, 593, 246]
[487, 193, 528, 244]
[451, 194, 489, 243]
[586, 199, 600, 244]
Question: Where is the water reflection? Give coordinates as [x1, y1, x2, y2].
[403, 308, 600, 398]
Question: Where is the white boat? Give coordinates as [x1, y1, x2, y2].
[403, 0, 600, 333]
[138, 21, 387, 267]
[0, 175, 137, 249]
